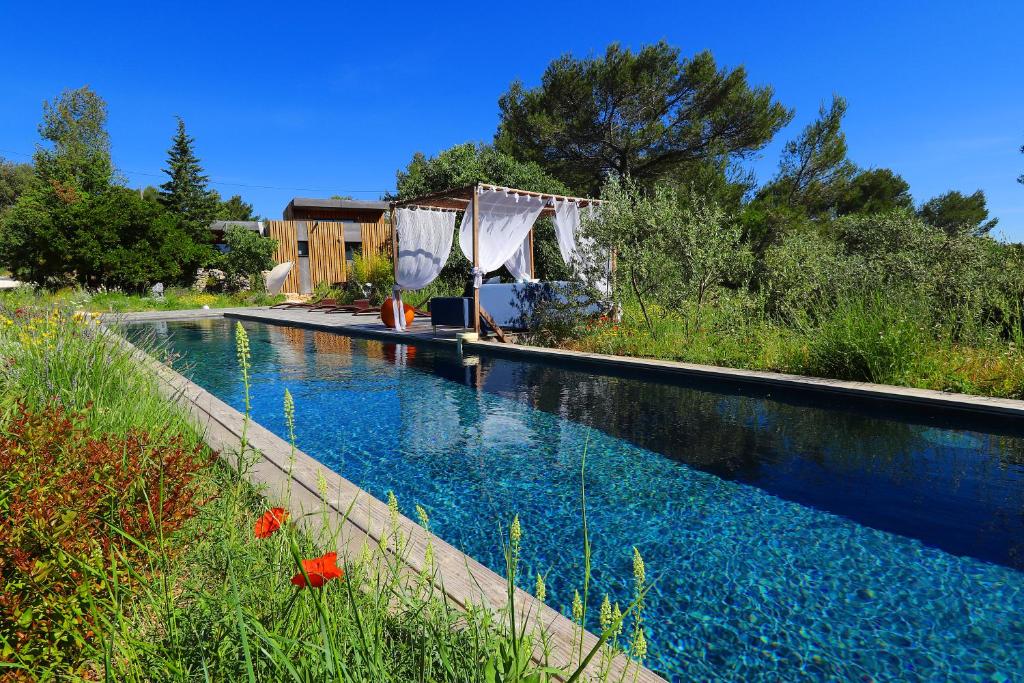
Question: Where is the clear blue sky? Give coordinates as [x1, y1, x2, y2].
[1, 1, 1021, 237]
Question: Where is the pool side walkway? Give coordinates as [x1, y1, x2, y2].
[152, 305, 1024, 419]
[112, 310, 666, 683]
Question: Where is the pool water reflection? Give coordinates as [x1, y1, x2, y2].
[130, 319, 1024, 681]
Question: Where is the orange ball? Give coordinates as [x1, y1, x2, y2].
[381, 297, 415, 329]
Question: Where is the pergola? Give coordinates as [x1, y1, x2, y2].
[389, 182, 603, 334]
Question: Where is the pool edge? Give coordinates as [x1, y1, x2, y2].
[190, 308, 1024, 420]
[110, 325, 666, 683]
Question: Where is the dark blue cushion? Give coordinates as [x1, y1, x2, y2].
[430, 297, 472, 328]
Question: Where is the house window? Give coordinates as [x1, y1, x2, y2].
[345, 243, 362, 262]
[297, 241, 309, 257]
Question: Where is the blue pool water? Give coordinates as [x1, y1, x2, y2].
[130, 319, 1024, 681]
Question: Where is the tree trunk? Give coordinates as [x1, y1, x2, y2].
[631, 266, 656, 339]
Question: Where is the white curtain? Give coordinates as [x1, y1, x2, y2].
[552, 200, 610, 295]
[504, 238, 532, 281]
[458, 189, 547, 286]
[553, 199, 579, 267]
[392, 207, 456, 330]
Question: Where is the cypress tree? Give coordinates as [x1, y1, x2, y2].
[159, 117, 216, 238]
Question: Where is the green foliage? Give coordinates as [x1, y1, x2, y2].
[0, 185, 211, 290]
[661, 192, 751, 329]
[583, 177, 674, 332]
[222, 225, 277, 283]
[78, 187, 211, 290]
[743, 99, 913, 251]
[0, 286, 282, 314]
[158, 116, 217, 239]
[0, 157, 35, 216]
[569, 186, 1024, 398]
[0, 403, 208, 674]
[214, 191, 258, 220]
[395, 142, 567, 199]
[33, 86, 113, 195]
[496, 41, 793, 195]
[836, 168, 913, 215]
[138, 184, 162, 206]
[761, 228, 853, 321]
[350, 251, 395, 304]
[0, 91, 219, 290]
[918, 189, 998, 236]
[0, 187, 61, 285]
[585, 177, 750, 334]
[832, 211, 999, 322]
[796, 292, 931, 384]
[757, 95, 855, 217]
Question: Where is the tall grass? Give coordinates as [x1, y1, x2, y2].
[0, 305, 198, 438]
[795, 291, 932, 384]
[568, 289, 1024, 398]
[1, 306, 654, 681]
[0, 285, 282, 315]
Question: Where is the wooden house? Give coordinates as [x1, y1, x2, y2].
[266, 198, 392, 295]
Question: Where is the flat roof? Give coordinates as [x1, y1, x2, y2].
[287, 197, 389, 212]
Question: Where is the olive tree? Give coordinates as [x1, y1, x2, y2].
[584, 177, 749, 335]
[664, 192, 751, 330]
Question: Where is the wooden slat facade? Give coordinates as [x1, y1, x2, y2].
[308, 221, 347, 286]
[360, 218, 391, 257]
[266, 218, 393, 294]
[265, 221, 301, 294]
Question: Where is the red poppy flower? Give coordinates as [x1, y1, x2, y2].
[291, 551, 344, 588]
[254, 507, 289, 539]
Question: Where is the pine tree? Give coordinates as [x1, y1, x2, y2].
[159, 117, 216, 236]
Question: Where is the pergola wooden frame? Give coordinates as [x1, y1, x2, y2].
[389, 183, 603, 335]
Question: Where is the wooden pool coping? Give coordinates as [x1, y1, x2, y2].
[112, 324, 665, 683]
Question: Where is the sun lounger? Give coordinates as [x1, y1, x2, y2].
[270, 298, 339, 311]
[325, 299, 372, 314]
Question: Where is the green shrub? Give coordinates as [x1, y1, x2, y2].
[795, 291, 932, 384]
[0, 404, 208, 676]
[0, 186, 214, 291]
[350, 251, 395, 305]
[0, 305, 211, 677]
[310, 280, 345, 303]
[222, 225, 278, 290]
[761, 229, 856, 322]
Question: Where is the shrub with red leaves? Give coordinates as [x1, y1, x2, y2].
[0, 403, 211, 679]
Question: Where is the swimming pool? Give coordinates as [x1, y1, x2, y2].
[130, 318, 1024, 681]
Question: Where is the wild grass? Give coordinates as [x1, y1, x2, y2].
[0, 304, 652, 682]
[567, 290, 1024, 398]
[0, 285, 282, 315]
